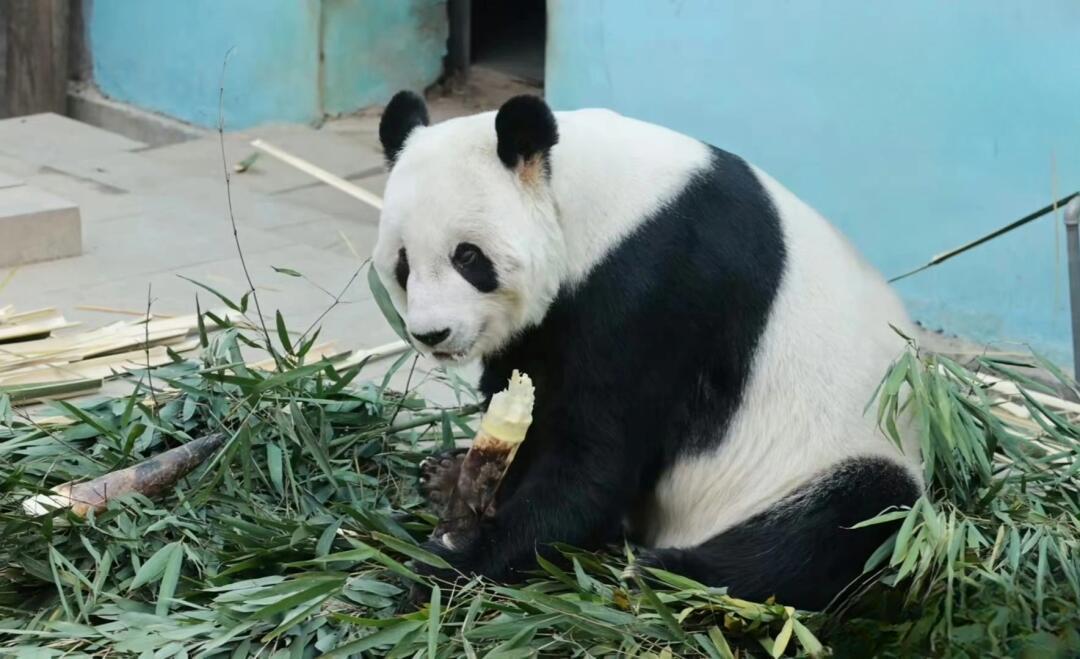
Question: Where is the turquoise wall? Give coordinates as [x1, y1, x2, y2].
[547, 1, 1080, 363]
[322, 0, 447, 115]
[87, 0, 446, 129]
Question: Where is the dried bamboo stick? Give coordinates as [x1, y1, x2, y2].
[335, 340, 410, 368]
[76, 305, 177, 318]
[250, 139, 384, 210]
[0, 311, 78, 342]
[0, 340, 199, 387]
[5, 378, 103, 405]
[973, 371, 1080, 417]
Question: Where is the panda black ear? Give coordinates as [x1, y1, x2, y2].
[380, 90, 430, 166]
[495, 95, 558, 169]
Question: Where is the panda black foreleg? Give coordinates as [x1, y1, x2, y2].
[639, 457, 920, 611]
[417, 428, 636, 584]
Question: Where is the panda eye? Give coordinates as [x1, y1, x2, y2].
[394, 247, 409, 290]
[453, 243, 480, 267]
[451, 242, 498, 293]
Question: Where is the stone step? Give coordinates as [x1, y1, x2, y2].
[0, 184, 82, 267]
[0, 113, 145, 170]
[0, 171, 22, 189]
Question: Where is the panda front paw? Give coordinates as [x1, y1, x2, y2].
[406, 539, 473, 607]
[621, 549, 669, 585]
[418, 449, 466, 515]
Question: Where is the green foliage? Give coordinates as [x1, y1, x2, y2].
[833, 349, 1080, 658]
[1, 277, 1077, 657]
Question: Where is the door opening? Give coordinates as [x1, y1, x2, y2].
[447, 0, 545, 87]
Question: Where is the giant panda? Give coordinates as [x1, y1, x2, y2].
[372, 90, 922, 610]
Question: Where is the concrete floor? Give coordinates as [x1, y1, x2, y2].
[1, 115, 388, 345]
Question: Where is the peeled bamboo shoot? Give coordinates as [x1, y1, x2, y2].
[434, 370, 534, 549]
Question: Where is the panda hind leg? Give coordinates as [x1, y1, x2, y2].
[638, 457, 920, 611]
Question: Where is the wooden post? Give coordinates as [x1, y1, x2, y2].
[2, 0, 70, 118]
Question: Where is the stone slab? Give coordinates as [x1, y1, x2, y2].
[0, 171, 22, 189]
[22, 169, 144, 224]
[142, 123, 386, 195]
[0, 113, 145, 168]
[0, 185, 82, 267]
[273, 181, 383, 225]
[44, 150, 199, 195]
[268, 214, 380, 262]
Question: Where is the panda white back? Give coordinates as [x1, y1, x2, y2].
[547, 107, 921, 549]
[648, 166, 920, 548]
[375, 91, 922, 610]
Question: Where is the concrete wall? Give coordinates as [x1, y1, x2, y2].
[85, 0, 446, 129]
[547, 0, 1080, 363]
[322, 0, 446, 116]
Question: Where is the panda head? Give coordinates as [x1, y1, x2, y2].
[373, 91, 563, 365]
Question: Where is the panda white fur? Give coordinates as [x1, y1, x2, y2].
[373, 91, 922, 609]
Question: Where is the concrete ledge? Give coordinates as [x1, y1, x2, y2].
[0, 172, 22, 189]
[0, 185, 82, 267]
[67, 82, 207, 147]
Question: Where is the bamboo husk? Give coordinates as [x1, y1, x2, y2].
[0, 308, 78, 343]
[21, 433, 226, 517]
[0, 340, 199, 387]
[433, 370, 534, 550]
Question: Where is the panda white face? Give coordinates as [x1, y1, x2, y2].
[373, 93, 564, 365]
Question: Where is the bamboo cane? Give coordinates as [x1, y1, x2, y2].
[21, 433, 226, 517]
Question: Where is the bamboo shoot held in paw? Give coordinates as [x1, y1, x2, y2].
[22, 433, 226, 517]
[435, 370, 534, 549]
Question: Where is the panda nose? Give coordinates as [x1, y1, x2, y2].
[411, 328, 451, 347]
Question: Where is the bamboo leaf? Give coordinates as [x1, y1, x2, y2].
[368, 265, 409, 341]
[156, 541, 184, 616]
[131, 541, 182, 590]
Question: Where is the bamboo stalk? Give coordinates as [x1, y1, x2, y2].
[22, 433, 226, 517]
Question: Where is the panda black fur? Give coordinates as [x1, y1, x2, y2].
[374, 91, 922, 610]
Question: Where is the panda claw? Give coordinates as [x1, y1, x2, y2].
[419, 450, 466, 513]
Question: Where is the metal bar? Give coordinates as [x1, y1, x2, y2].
[890, 191, 1080, 283]
[1064, 197, 1080, 378]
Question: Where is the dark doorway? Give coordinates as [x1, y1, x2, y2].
[447, 0, 545, 87]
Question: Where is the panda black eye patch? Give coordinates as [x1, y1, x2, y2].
[452, 242, 498, 293]
[395, 247, 409, 290]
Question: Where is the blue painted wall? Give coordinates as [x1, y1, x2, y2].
[88, 0, 323, 128]
[322, 0, 447, 116]
[547, 1, 1080, 363]
[86, 0, 446, 129]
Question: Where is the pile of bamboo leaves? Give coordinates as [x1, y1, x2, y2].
[1, 273, 1079, 658]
